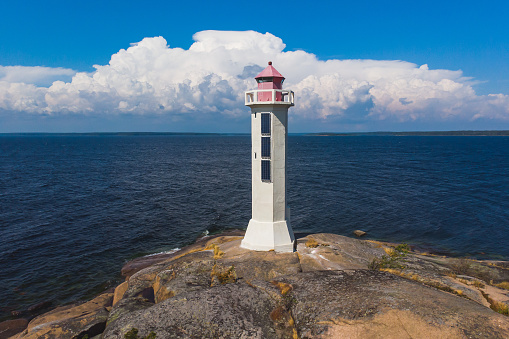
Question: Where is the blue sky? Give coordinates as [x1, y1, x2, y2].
[1, 0, 508, 132]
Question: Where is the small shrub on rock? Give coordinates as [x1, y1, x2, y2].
[394, 244, 410, 253]
[451, 258, 472, 275]
[210, 264, 237, 286]
[272, 281, 293, 296]
[305, 238, 319, 248]
[451, 259, 498, 283]
[369, 244, 409, 270]
[212, 245, 224, 259]
[269, 281, 298, 338]
[473, 280, 485, 289]
[495, 281, 509, 290]
[481, 291, 509, 316]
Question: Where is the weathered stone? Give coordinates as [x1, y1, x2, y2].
[319, 309, 466, 338]
[443, 276, 490, 306]
[120, 230, 245, 279]
[381, 250, 509, 311]
[353, 230, 366, 237]
[0, 318, 28, 339]
[26, 301, 52, 313]
[106, 296, 154, 331]
[479, 283, 509, 311]
[15, 232, 509, 339]
[120, 252, 178, 279]
[112, 281, 128, 306]
[103, 234, 509, 338]
[218, 239, 302, 281]
[14, 292, 113, 339]
[128, 251, 213, 299]
[281, 270, 509, 338]
[103, 282, 280, 339]
[297, 233, 385, 271]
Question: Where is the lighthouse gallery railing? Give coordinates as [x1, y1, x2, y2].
[245, 89, 295, 106]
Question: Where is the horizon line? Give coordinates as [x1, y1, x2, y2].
[2, 130, 509, 136]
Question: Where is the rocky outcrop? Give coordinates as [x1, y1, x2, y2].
[10, 232, 509, 338]
[120, 230, 245, 279]
[353, 230, 366, 237]
[102, 233, 509, 338]
[12, 292, 113, 339]
[283, 270, 507, 338]
[297, 233, 385, 271]
[0, 319, 28, 339]
[112, 282, 128, 307]
[105, 281, 279, 338]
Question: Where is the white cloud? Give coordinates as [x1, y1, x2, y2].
[1, 30, 508, 124]
[0, 66, 76, 87]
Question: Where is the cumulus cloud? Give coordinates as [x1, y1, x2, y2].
[1, 30, 508, 124]
[0, 66, 76, 87]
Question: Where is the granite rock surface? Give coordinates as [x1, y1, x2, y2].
[10, 231, 509, 339]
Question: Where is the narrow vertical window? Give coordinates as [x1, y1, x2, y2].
[261, 160, 271, 181]
[261, 113, 271, 182]
[261, 137, 270, 158]
[261, 113, 271, 135]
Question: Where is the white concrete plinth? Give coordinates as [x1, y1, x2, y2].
[241, 219, 295, 252]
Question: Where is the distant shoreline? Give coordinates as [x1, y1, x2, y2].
[307, 130, 509, 136]
[2, 130, 509, 136]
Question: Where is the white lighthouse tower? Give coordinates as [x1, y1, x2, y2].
[241, 62, 296, 252]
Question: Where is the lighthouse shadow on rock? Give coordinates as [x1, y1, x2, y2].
[241, 62, 296, 252]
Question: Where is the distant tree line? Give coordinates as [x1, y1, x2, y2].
[308, 130, 509, 136]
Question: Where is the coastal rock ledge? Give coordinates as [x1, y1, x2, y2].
[9, 231, 509, 339]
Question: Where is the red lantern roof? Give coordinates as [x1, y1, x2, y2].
[255, 61, 284, 79]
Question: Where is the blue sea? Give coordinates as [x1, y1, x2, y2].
[1, 134, 509, 320]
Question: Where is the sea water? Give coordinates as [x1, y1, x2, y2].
[1, 134, 508, 319]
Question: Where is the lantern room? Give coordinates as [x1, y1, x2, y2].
[255, 61, 285, 101]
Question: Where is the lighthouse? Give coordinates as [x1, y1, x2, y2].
[241, 62, 296, 252]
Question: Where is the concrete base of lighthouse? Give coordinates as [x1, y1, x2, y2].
[241, 219, 296, 252]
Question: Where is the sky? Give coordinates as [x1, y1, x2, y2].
[0, 0, 508, 133]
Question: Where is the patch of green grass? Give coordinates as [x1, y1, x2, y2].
[394, 244, 410, 253]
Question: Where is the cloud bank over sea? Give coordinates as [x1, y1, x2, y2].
[1, 30, 508, 129]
